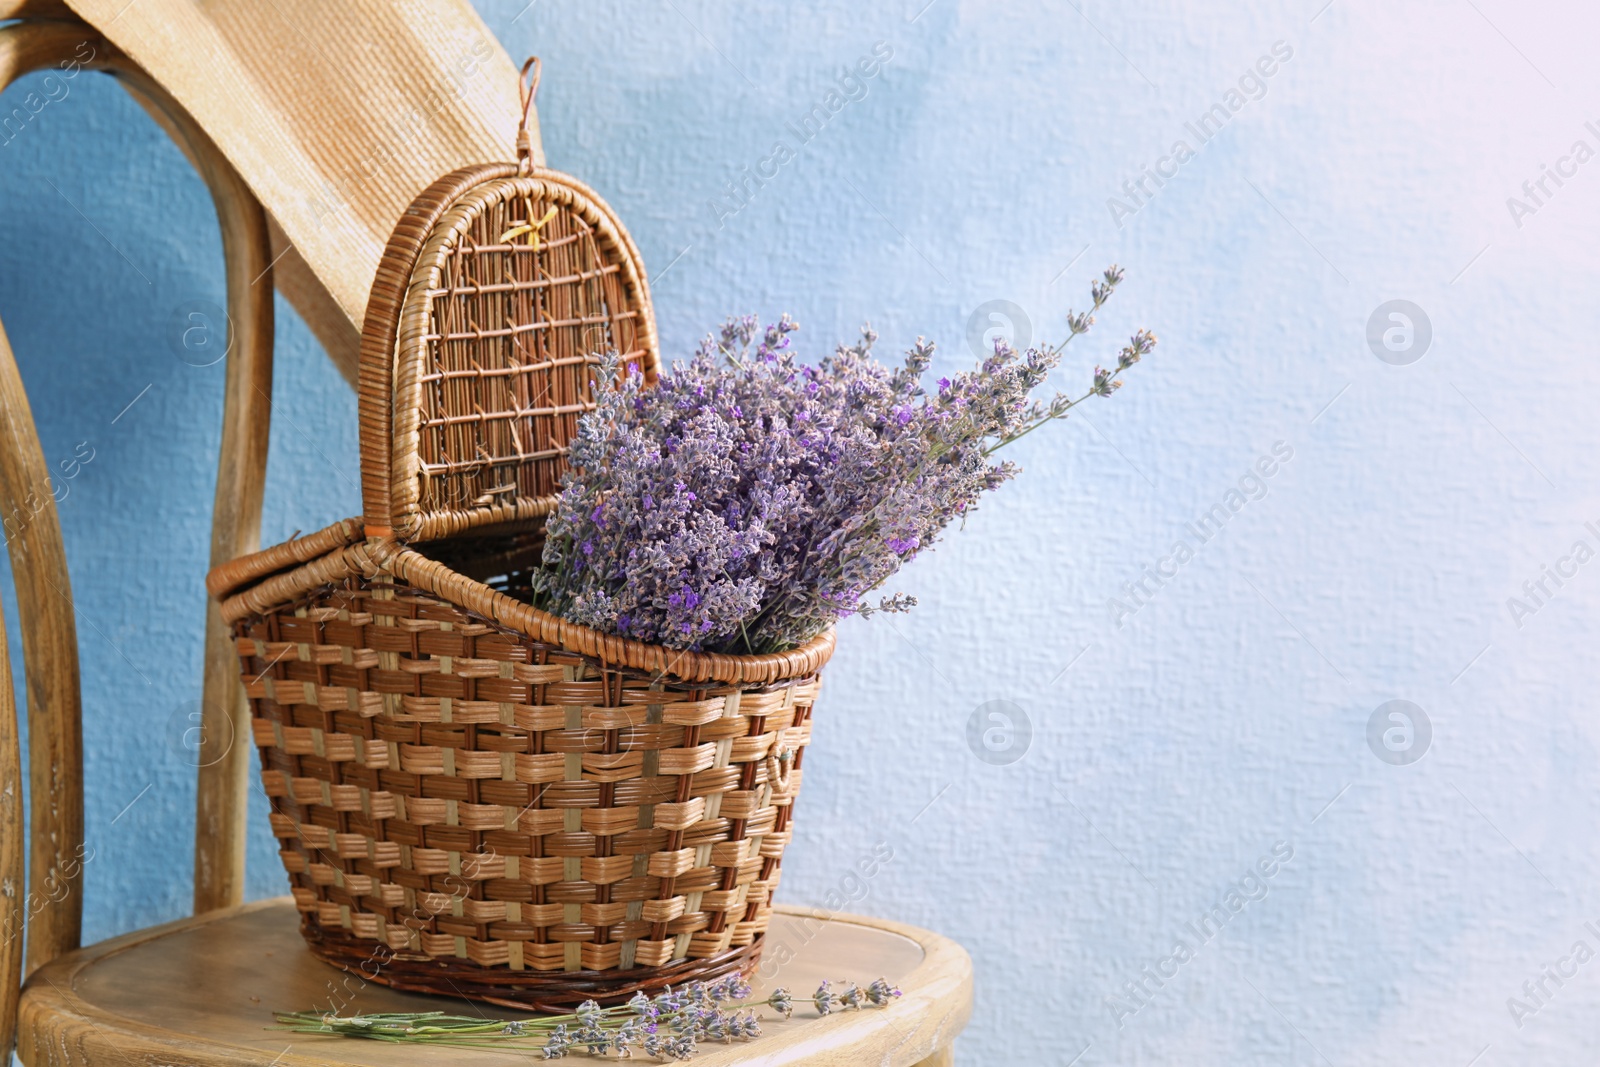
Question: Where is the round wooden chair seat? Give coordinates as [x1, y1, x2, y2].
[17, 899, 970, 1067]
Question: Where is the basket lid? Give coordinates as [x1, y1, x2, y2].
[358, 59, 659, 543]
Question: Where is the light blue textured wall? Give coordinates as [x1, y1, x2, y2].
[3, 1, 1598, 1062]
[0, 67, 356, 922]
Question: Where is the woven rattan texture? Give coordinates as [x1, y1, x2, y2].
[413, 184, 645, 517]
[234, 576, 817, 1000]
[214, 155, 823, 1003]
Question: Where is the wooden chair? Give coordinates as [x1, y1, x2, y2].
[0, 4, 972, 1064]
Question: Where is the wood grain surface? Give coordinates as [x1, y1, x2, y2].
[0, 596, 23, 1063]
[18, 900, 971, 1067]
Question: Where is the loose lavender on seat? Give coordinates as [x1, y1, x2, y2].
[275, 977, 902, 1060]
[534, 267, 1157, 654]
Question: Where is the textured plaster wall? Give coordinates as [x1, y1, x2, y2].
[2, 0, 1598, 1062]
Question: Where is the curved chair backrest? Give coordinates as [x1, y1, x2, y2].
[0, 4, 545, 1060]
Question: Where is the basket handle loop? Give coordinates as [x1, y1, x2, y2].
[516, 56, 541, 173]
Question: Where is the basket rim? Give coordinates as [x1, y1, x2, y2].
[208, 521, 835, 686]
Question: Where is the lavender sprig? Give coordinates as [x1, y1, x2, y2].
[533, 266, 1156, 654]
[273, 977, 897, 1060]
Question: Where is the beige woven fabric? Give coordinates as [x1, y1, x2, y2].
[63, 0, 543, 385]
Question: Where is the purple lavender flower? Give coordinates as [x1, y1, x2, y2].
[866, 978, 902, 1006]
[701, 1011, 731, 1042]
[541, 1023, 571, 1058]
[534, 273, 1155, 653]
[708, 974, 752, 1002]
[611, 1020, 642, 1054]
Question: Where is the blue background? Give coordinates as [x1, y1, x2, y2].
[5, 1, 1600, 1062]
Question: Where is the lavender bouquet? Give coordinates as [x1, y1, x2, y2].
[533, 267, 1155, 654]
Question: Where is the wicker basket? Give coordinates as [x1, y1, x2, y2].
[206, 62, 835, 1011]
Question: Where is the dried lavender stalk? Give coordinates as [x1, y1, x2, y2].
[275, 976, 901, 1061]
